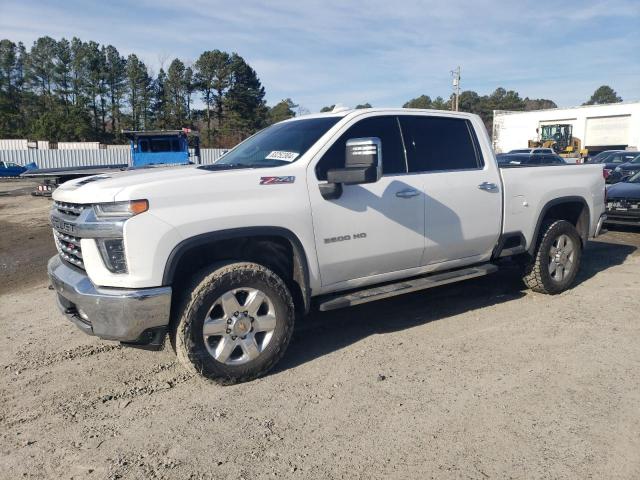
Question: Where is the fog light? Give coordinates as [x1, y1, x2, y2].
[98, 238, 127, 273]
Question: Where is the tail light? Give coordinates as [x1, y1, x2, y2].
[603, 168, 611, 179]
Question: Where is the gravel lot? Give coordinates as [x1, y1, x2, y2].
[1, 179, 639, 479]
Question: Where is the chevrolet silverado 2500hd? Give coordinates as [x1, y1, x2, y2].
[48, 108, 606, 383]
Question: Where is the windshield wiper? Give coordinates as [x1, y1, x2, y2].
[199, 163, 250, 171]
[199, 161, 287, 171]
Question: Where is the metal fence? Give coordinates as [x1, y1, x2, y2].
[0, 148, 229, 169]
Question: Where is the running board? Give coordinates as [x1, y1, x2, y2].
[318, 263, 498, 312]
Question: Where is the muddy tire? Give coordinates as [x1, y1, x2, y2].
[522, 219, 582, 294]
[173, 261, 295, 384]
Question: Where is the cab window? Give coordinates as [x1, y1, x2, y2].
[400, 116, 483, 172]
[316, 116, 406, 180]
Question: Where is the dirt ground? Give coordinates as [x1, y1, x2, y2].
[1, 179, 639, 479]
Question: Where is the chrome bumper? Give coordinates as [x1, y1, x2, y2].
[594, 214, 607, 237]
[47, 255, 172, 343]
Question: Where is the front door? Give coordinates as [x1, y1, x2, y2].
[308, 115, 426, 286]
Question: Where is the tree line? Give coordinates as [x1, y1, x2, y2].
[323, 85, 622, 133]
[0, 36, 624, 146]
[0, 36, 294, 147]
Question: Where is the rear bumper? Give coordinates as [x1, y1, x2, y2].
[47, 255, 172, 344]
[594, 214, 607, 237]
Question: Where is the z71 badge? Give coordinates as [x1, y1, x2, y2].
[259, 176, 295, 185]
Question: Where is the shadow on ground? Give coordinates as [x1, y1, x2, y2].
[275, 239, 637, 375]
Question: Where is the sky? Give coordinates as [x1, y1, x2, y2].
[1, 0, 639, 112]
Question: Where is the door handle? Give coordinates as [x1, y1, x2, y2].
[395, 188, 420, 199]
[478, 182, 498, 191]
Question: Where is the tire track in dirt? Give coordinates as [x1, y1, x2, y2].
[4, 343, 122, 373]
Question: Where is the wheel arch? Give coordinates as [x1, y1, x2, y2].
[528, 196, 590, 254]
[163, 227, 311, 315]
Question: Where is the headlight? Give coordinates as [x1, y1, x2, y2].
[614, 166, 621, 172]
[97, 238, 127, 273]
[93, 200, 148, 219]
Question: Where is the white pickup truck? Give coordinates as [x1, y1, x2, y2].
[48, 108, 606, 383]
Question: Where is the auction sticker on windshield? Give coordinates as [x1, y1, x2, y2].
[265, 151, 299, 162]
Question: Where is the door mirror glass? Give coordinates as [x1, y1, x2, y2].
[326, 137, 382, 185]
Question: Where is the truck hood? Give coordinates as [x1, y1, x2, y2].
[52, 164, 302, 207]
[53, 165, 209, 203]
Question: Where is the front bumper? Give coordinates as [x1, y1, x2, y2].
[605, 214, 640, 226]
[48, 255, 172, 344]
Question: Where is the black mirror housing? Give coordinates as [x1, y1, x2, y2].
[319, 137, 382, 200]
[327, 137, 382, 185]
[327, 165, 379, 185]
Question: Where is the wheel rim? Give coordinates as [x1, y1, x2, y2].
[202, 288, 277, 365]
[548, 233, 576, 282]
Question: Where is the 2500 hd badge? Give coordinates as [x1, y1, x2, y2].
[324, 232, 367, 244]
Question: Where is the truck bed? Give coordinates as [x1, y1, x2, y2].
[500, 164, 605, 249]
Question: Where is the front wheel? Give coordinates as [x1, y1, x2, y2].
[174, 262, 295, 384]
[522, 219, 582, 294]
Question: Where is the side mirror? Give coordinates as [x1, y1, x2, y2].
[319, 137, 382, 200]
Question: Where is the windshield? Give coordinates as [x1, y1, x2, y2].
[206, 117, 341, 169]
[498, 154, 524, 164]
[509, 149, 530, 154]
[630, 154, 640, 164]
[628, 171, 640, 183]
[591, 151, 616, 163]
[608, 152, 639, 163]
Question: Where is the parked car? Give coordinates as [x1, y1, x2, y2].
[608, 152, 640, 184]
[605, 171, 640, 226]
[588, 150, 620, 163]
[589, 150, 640, 183]
[0, 161, 28, 177]
[497, 152, 566, 166]
[509, 148, 555, 155]
[47, 108, 606, 383]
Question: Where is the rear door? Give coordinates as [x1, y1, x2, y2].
[308, 115, 426, 286]
[399, 114, 502, 266]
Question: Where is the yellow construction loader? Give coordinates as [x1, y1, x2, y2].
[528, 124, 588, 161]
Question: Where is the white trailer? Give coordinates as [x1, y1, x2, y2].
[493, 101, 640, 155]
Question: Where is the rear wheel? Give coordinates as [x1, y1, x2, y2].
[174, 262, 295, 384]
[522, 220, 582, 294]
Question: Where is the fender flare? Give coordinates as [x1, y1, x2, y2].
[528, 196, 590, 255]
[162, 226, 312, 314]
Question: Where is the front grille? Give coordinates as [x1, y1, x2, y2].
[607, 198, 640, 210]
[53, 229, 85, 269]
[54, 201, 86, 217]
[52, 201, 88, 269]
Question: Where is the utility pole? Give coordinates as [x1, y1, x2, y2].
[450, 66, 461, 111]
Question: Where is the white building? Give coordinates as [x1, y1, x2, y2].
[492, 101, 640, 155]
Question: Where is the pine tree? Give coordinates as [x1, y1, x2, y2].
[104, 45, 126, 137]
[166, 58, 187, 127]
[224, 54, 267, 137]
[194, 50, 231, 145]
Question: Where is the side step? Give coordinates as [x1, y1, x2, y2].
[318, 263, 498, 311]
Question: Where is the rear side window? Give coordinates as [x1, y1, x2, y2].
[400, 116, 483, 172]
[316, 116, 406, 180]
